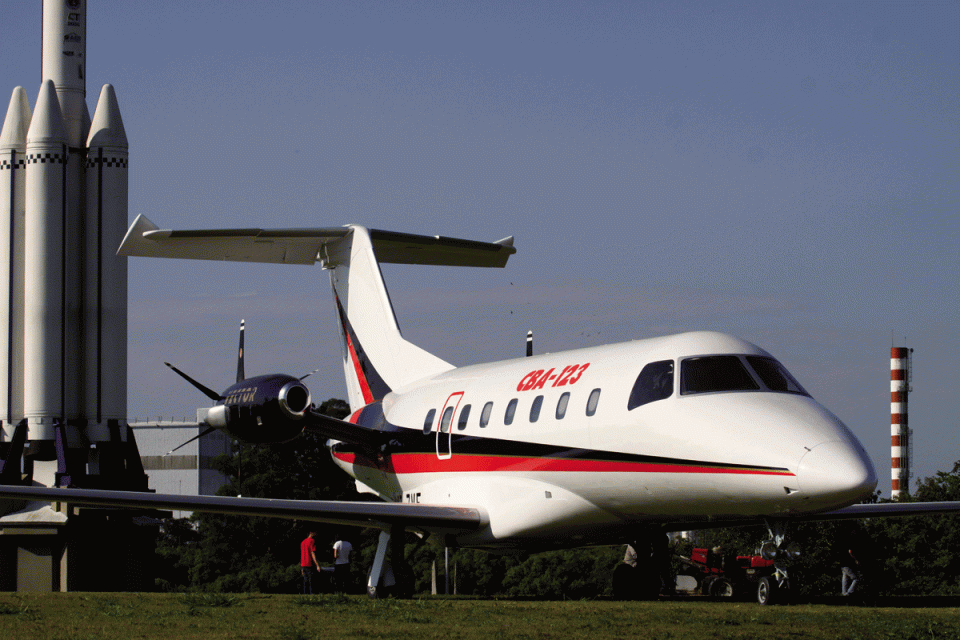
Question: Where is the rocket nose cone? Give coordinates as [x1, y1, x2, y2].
[1, 87, 31, 150]
[87, 84, 127, 149]
[797, 441, 877, 506]
[27, 79, 67, 145]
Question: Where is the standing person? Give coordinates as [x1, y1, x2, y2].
[840, 538, 860, 597]
[333, 533, 354, 593]
[300, 531, 320, 594]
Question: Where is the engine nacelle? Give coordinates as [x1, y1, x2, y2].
[199, 374, 312, 443]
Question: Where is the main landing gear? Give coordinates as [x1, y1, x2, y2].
[612, 530, 671, 600]
[366, 526, 416, 598]
[755, 519, 801, 606]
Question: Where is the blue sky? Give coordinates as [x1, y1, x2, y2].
[3, 1, 958, 495]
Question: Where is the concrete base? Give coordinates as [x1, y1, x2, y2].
[0, 490, 162, 592]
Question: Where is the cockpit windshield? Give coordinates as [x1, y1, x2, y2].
[679, 355, 809, 397]
[627, 354, 811, 411]
[745, 356, 808, 395]
[681, 355, 759, 394]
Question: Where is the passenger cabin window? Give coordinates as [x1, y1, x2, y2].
[480, 402, 493, 428]
[746, 356, 809, 396]
[457, 404, 471, 430]
[504, 398, 518, 425]
[440, 406, 454, 433]
[586, 388, 601, 416]
[628, 360, 674, 410]
[423, 408, 436, 434]
[556, 392, 570, 419]
[530, 395, 543, 422]
[681, 355, 759, 395]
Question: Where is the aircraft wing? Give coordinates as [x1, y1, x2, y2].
[117, 215, 516, 268]
[303, 410, 387, 449]
[0, 485, 484, 532]
[660, 500, 960, 532]
[801, 500, 960, 522]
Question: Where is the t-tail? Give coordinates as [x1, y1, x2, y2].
[118, 217, 516, 410]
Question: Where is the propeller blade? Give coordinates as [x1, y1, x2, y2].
[237, 319, 245, 384]
[164, 362, 223, 402]
[163, 426, 218, 456]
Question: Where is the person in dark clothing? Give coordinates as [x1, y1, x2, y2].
[841, 544, 860, 596]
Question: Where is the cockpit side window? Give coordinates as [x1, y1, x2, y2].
[746, 356, 809, 396]
[627, 360, 674, 410]
[680, 355, 759, 395]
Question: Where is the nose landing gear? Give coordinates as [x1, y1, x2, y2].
[757, 519, 800, 605]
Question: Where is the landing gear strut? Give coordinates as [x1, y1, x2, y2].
[367, 526, 415, 598]
[756, 519, 800, 605]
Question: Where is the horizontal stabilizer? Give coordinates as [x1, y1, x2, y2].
[117, 214, 348, 265]
[118, 215, 516, 268]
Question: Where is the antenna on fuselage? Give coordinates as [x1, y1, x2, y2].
[526, 331, 533, 357]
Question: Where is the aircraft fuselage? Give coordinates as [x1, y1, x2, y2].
[332, 330, 877, 548]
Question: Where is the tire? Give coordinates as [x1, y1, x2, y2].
[700, 575, 717, 596]
[710, 578, 734, 598]
[757, 576, 778, 606]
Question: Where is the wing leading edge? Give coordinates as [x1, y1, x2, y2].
[1, 486, 956, 538]
[655, 500, 960, 532]
[0, 485, 485, 532]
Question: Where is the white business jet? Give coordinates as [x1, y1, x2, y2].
[1, 217, 956, 603]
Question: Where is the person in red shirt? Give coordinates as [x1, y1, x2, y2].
[300, 531, 320, 594]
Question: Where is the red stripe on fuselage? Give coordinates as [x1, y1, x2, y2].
[332, 451, 794, 476]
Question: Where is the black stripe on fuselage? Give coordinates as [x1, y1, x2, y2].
[344, 402, 791, 474]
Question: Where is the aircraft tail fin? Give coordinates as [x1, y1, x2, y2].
[322, 226, 515, 410]
[119, 217, 516, 410]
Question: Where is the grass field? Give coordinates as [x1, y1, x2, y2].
[1, 593, 959, 640]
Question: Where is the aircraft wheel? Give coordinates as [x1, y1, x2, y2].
[757, 576, 778, 606]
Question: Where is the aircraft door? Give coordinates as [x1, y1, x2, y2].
[436, 392, 463, 460]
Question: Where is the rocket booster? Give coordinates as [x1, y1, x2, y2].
[0, 88, 31, 439]
[23, 79, 68, 440]
[84, 84, 128, 438]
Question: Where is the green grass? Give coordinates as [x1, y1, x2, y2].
[0, 593, 958, 640]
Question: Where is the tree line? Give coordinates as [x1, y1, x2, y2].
[154, 399, 960, 597]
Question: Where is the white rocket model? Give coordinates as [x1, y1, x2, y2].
[0, 88, 31, 441]
[23, 79, 68, 441]
[84, 85, 128, 440]
[0, 0, 129, 450]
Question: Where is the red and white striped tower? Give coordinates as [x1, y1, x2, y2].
[890, 347, 912, 499]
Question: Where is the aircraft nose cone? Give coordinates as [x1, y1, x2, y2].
[797, 441, 877, 506]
